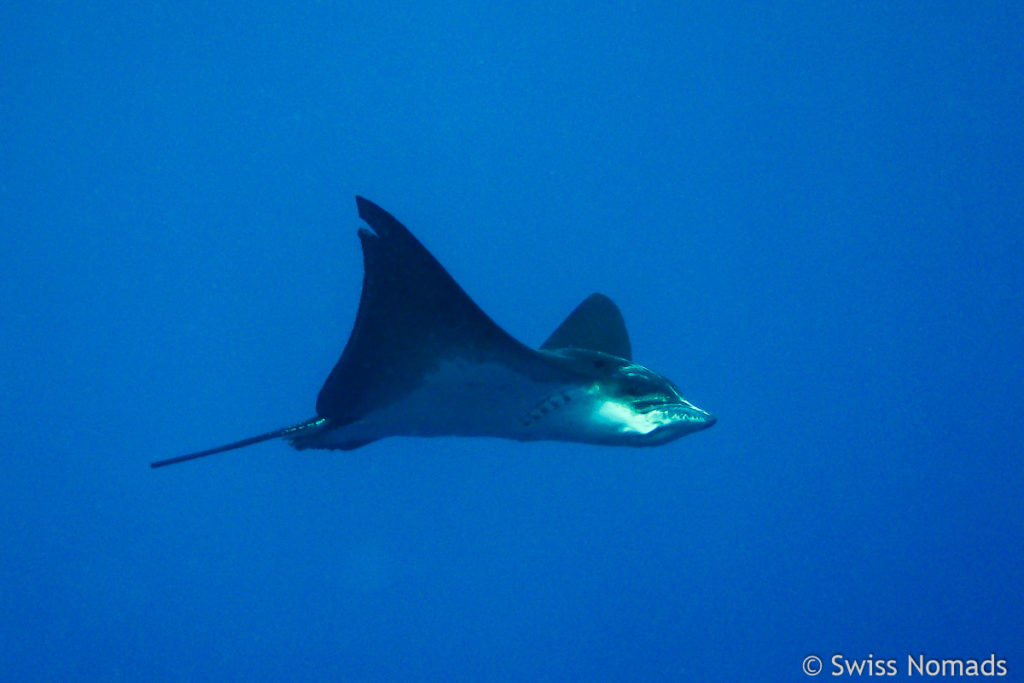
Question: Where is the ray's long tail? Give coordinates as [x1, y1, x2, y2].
[150, 417, 330, 468]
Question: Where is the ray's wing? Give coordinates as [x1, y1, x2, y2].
[315, 197, 561, 424]
[541, 293, 632, 360]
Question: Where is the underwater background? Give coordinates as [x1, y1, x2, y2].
[2, 2, 1022, 681]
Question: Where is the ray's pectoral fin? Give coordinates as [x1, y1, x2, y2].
[312, 196, 550, 429]
[541, 293, 632, 360]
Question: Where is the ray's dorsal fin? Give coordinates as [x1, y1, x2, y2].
[315, 197, 548, 424]
[541, 293, 632, 360]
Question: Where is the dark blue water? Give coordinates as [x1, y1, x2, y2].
[2, 3, 1021, 680]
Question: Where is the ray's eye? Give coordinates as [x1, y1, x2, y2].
[624, 380, 647, 397]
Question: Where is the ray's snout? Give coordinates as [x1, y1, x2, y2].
[671, 403, 715, 430]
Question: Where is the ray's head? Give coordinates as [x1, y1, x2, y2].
[552, 349, 716, 446]
[597, 363, 717, 445]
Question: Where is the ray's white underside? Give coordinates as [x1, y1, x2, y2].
[305, 359, 605, 447]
